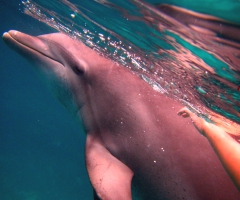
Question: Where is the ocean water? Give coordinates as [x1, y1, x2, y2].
[0, 1, 92, 199]
[18, 0, 240, 122]
[0, 0, 239, 200]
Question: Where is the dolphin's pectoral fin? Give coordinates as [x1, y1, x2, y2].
[86, 134, 134, 200]
[93, 189, 101, 200]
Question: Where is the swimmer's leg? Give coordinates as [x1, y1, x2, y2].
[178, 107, 240, 191]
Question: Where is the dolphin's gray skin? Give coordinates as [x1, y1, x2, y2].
[3, 31, 240, 200]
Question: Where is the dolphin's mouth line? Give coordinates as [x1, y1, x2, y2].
[6, 32, 63, 66]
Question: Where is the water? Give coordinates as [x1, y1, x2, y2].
[1, 1, 92, 199]
[20, 0, 240, 123]
[0, 0, 239, 199]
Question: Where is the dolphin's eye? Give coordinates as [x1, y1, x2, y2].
[73, 66, 84, 76]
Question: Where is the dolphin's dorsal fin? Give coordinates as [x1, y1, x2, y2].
[85, 134, 133, 200]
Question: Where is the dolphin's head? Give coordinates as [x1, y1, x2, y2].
[2, 30, 105, 120]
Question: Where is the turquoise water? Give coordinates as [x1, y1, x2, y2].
[0, 0, 239, 199]
[21, 0, 240, 122]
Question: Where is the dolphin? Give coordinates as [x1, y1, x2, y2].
[3, 30, 240, 200]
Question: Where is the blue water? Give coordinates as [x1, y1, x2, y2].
[19, 0, 240, 122]
[0, 0, 239, 199]
[0, 1, 92, 199]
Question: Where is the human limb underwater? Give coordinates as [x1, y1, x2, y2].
[178, 107, 240, 191]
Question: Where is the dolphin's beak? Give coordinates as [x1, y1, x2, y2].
[3, 30, 50, 55]
[2, 30, 63, 67]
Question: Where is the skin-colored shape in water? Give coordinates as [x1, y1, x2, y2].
[2, 30, 240, 200]
[178, 107, 240, 191]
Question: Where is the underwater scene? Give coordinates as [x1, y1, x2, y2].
[0, 0, 240, 199]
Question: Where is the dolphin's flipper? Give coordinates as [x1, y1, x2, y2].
[86, 134, 134, 200]
[93, 189, 101, 200]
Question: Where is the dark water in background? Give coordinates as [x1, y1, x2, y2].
[0, 1, 92, 199]
[0, 0, 239, 199]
